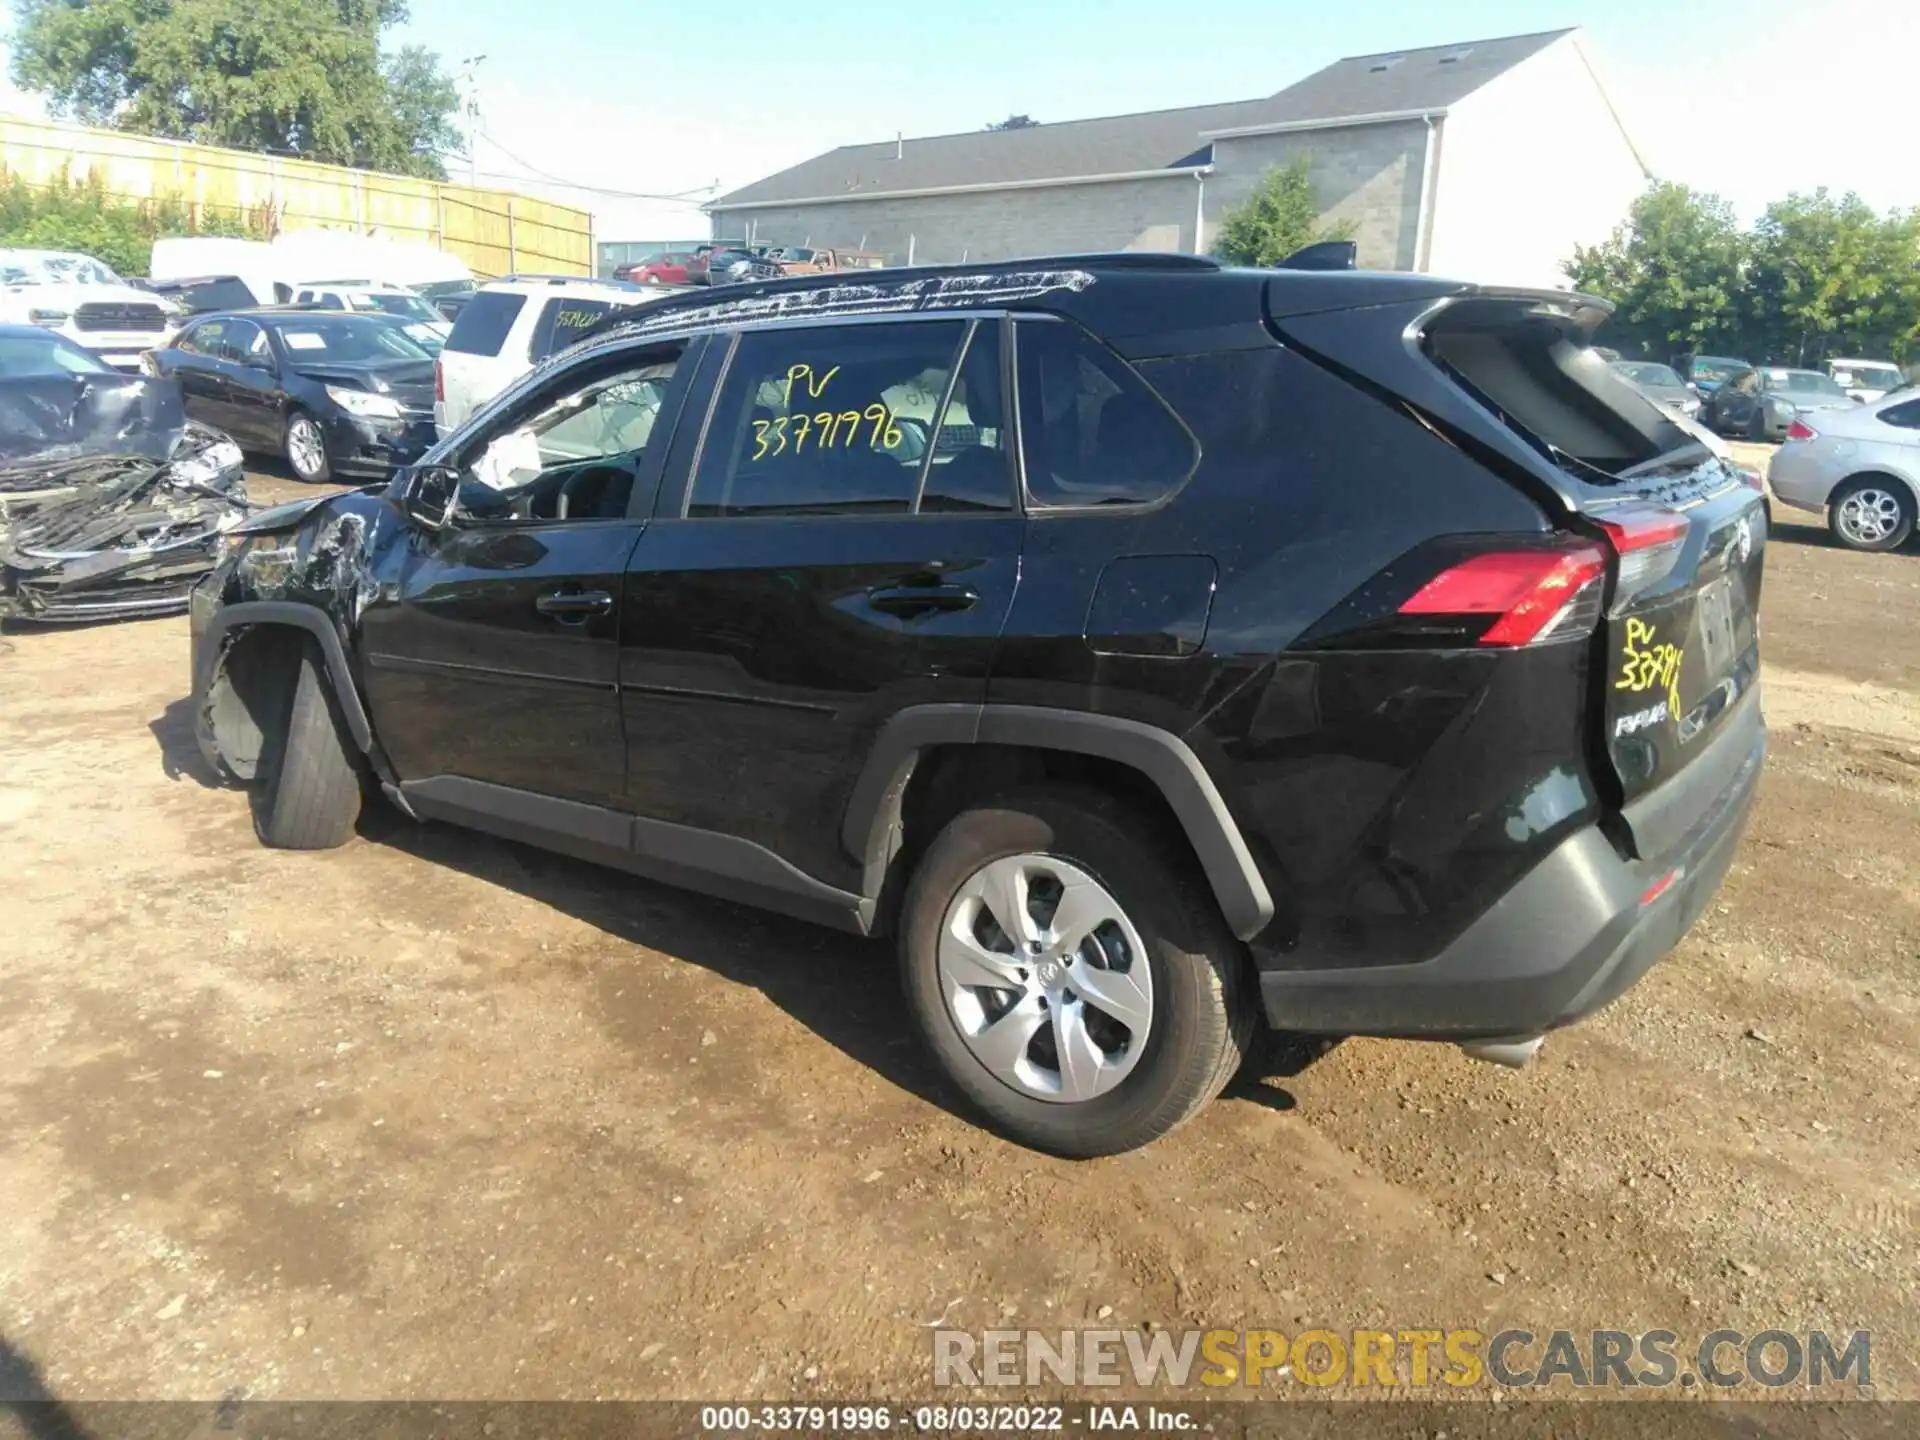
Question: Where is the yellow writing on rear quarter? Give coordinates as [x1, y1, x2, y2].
[1616, 617, 1683, 717]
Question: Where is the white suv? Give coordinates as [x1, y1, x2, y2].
[0, 248, 177, 370]
[434, 277, 663, 437]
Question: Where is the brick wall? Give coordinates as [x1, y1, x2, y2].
[1203, 121, 1428, 270]
[709, 121, 1430, 273]
[710, 173, 1198, 267]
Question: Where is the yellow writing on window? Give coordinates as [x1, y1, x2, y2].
[1615, 617, 1683, 717]
[781, 362, 841, 407]
[751, 384, 909, 461]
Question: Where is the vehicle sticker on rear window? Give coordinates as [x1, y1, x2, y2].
[1616, 618, 1683, 716]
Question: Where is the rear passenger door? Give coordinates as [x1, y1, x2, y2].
[618, 316, 1023, 886]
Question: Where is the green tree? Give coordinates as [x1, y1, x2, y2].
[986, 115, 1038, 131]
[9, 0, 461, 179]
[1564, 181, 1749, 359]
[0, 166, 264, 276]
[1210, 158, 1353, 268]
[1745, 189, 1920, 364]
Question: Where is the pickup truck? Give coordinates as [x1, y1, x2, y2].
[765, 246, 885, 276]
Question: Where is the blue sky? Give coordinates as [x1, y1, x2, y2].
[4, 0, 1910, 240]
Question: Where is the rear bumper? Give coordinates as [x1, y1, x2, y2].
[1765, 444, 1840, 513]
[1257, 687, 1764, 1040]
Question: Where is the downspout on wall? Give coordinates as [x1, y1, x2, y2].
[1193, 169, 1208, 254]
[1413, 113, 1443, 272]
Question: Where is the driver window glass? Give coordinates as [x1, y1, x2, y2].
[454, 348, 683, 524]
[688, 321, 969, 517]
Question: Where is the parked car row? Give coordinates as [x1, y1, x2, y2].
[615, 241, 883, 286]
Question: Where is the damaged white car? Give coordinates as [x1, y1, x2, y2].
[0, 324, 248, 622]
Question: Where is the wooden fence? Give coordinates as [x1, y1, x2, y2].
[0, 113, 592, 277]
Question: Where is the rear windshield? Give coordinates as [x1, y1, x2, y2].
[528, 297, 618, 361]
[445, 291, 528, 357]
[1424, 300, 1692, 480]
[167, 278, 256, 312]
[1614, 361, 1684, 387]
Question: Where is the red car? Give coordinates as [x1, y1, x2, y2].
[617, 251, 697, 285]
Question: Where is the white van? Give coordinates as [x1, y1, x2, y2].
[435, 277, 668, 437]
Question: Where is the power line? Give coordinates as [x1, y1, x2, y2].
[470, 124, 718, 204]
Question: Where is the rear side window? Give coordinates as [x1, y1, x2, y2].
[530, 297, 618, 362]
[1013, 319, 1197, 508]
[445, 291, 529, 357]
[690, 319, 1011, 517]
[1877, 399, 1920, 429]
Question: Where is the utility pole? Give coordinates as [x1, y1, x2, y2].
[457, 54, 487, 188]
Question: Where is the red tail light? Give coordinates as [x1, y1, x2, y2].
[1785, 419, 1817, 442]
[1398, 543, 1608, 646]
[1595, 503, 1689, 603]
[434, 357, 444, 402]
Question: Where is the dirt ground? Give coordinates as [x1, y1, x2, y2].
[1, 450, 1916, 1404]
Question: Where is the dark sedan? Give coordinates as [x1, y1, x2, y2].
[1702, 364, 1857, 442]
[149, 309, 437, 482]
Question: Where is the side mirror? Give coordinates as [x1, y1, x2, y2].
[400, 463, 460, 530]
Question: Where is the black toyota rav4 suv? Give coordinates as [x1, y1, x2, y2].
[188, 255, 1765, 1156]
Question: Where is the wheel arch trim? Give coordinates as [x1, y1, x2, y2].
[843, 703, 1276, 942]
[196, 601, 374, 755]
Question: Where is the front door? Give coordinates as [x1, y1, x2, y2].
[620, 317, 1023, 887]
[358, 337, 700, 808]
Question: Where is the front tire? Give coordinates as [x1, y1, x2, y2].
[1828, 477, 1915, 552]
[284, 409, 331, 484]
[251, 638, 362, 849]
[899, 787, 1255, 1156]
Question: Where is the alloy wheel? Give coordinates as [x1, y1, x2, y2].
[288, 417, 326, 479]
[937, 853, 1153, 1104]
[1836, 487, 1903, 547]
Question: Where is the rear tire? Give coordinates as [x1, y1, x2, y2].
[252, 638, 362, 849]
[899, 786, 1255, 1157]
[284, 409, 331, 484]
[1828, 477, 1915, 552]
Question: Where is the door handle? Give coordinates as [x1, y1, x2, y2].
[535, 589, 614, 622]
[867, 583, 979, 618]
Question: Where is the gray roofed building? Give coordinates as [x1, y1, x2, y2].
[708, 28, 1647, 291]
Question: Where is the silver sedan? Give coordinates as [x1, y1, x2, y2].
[1767, 391, 1920, 551]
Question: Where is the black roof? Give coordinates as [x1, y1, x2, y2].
[572, 252, 1478, 355]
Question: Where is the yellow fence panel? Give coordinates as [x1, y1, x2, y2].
[0, 114, 592, 277]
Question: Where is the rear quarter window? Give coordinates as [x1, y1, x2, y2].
[1013, 318, 1197, 508]
[1876, 399, 1920, 429]
[445, 291, 529, 357]
[529, 297, 618, 362]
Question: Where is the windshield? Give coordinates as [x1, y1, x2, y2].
[1831, 363, 1902, 389]
[1615, 362, 1684, 387]
[0, 330, 112, 376]
[414, 279, 475, 299]
[1768, 369, 1847, 397]
[268, 316, 431, 363]
[0, 251, 123, 287]
[365, 292, 442, 323]
[1689, 357, 1745, 384]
